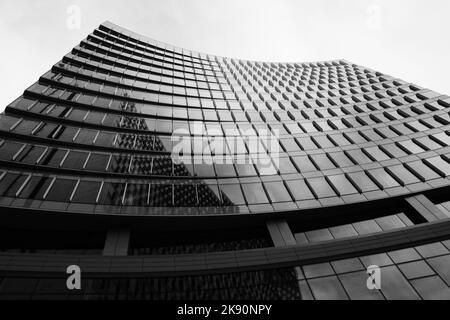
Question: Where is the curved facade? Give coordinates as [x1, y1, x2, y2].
[0, 21, 450, 300]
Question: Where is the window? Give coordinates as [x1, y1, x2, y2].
[0, 173, 28, 197]
[219, 184, 246, 206]
[345, 149, 372, 165]
[39, 148, 67, 167]
[18, 176, 52, 200]
[95, 132, 116, 147]
[312, 136, 335, 149]
[98, 182, 126, 206]
[85, 153, 110, 172]
[174, 183, 198, 207]
[0, 141, 24, 161]
[367, 168, 400, 189]
[214, 164, 236, 177]
[195, 164, 216, 177]
[328, 152, 354, 168]
[364, 147, 390, 162]
[152, 156, 173, 176]
[276, 157, 298, 174]
[264, 182, 292, 203]
[149, 184, 173, 207]
[310, 154, 336, 171]
[235, 163, 257, 177]
[285, 180, 315, 201]
[397, 140, 426, 155]
[197, 183, 222, 206]
[327, 175, 358, 196]
[346, 171, 379, 193]
[15, 145, 46, 165]
[307, 177, 336, 199]
[308, 276, 349, 300]
[386, 165, 420, 186]
[74, 129, 97, 145]
[45, 178, 77, 202]
[292, 156, 317, 173]
[62, 151, 89, 170]
[123, 183, 149, 206]
[297, 137, 318, 150]
[71, 181, 102, 204]
[405, 161, 441, 181]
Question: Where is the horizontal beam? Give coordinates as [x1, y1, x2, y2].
[1, 218, 450, 278]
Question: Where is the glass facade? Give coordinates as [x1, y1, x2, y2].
[0, 21, 449, 300]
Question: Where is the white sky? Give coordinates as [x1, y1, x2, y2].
[1, 0, 450, 112]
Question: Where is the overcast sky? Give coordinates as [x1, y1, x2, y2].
[1, 0, 450, 111]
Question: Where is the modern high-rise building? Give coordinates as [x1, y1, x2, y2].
[0, 21, 449, 300]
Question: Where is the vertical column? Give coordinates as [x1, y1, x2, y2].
[266, 219, 305, 299]
[266, 219, 297, 247]
[103, 228, 130, 256]
[405, 194, 448, 222]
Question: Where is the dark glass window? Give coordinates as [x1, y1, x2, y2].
[13, 120, 39, 135]
[197, 183, 222, 206]
[0, 141, 25, 161]
[39, 148, 67, 167]
[108, 155, 131, 174]
[85, 153, 109, 172]
[74, 129, 97, 145]
[32, 123, 57, 138]
[135, 135, 155, 151]
[62, 151, 89, 170]
[98, 182, 126, 206]
[18, 176, 52, 200]
[56, 126, 79, 141]
[149, 184, 173, 207]
[0, 173, 27, 197]
[71, 180, 101, 204]
[152, 156, 173, 176]
[123, 183, 149, 206]
[95, 132, 116, 147]
[15, 145, 46, 165]
[174, 183, 198, 207]
[45, 178, 77, 202]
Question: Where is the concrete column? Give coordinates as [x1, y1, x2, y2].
[103, 228, 130, 256]
[405, 194, 448, 222]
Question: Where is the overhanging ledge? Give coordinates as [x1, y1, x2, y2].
[1, 218, 450, 278]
